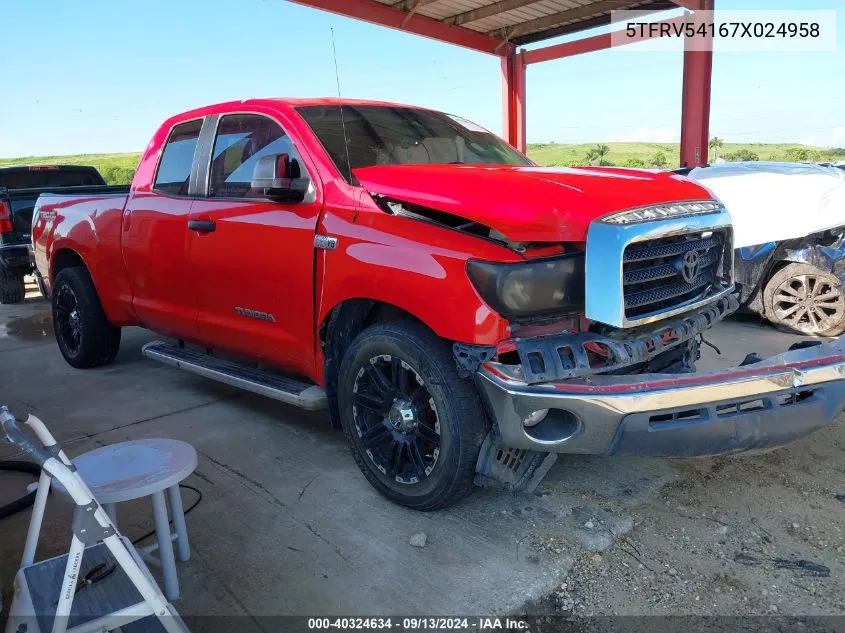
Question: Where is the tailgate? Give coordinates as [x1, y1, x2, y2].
[9, 196, 34, 242]
[0, 194, 36, 246]
[2, 184, 130, 247]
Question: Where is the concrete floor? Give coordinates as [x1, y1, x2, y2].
[0, 278, 837, 621]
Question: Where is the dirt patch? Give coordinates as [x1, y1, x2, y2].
[525, 423, 845, 616]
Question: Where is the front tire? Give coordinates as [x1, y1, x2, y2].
[763, 263, 845, 337]
[0, 268, 25, 304]
[52, 267, 121, 368]
[338, 321, 489, 511]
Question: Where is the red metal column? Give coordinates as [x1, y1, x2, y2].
[501, 49, 527, 153]
[679, 0, 714, 167]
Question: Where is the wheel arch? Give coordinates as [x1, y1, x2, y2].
[319, 299, 433, 429]
[51, 248, 88, 282]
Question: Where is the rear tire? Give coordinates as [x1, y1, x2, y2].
[0, 268, 25, 304]
[52, 267, 121, 368]
[338, 321, 489, 511]
[763, 263, 845, 337]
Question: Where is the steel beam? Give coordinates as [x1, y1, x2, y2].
[522, 13, 687, 63]
[444, 0, 543, 27]
[668, 0, 706, 9]
[391, 0, 443, 10]
[679, 0, 713, 167]
[487, 0, 634, 42]
[501, 50, 527, 152]
[286, 0, 508, 55]
[512, 1, 676, 45]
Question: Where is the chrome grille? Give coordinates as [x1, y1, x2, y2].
[623, 230, 731, 319]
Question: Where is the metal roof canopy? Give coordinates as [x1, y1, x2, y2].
[288, 0, 714, 166]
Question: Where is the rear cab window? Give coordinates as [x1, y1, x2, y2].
[154, 119, 203, 196]
[0, 167, 106, 190]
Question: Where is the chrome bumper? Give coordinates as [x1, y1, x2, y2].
[475, 338, 845, 457]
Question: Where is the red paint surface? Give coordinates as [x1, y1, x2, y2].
[354, 163, 713, 243]
[501, 52, 527, 153]
[33, 98, 719, 387]
[680, 0, 714, 168]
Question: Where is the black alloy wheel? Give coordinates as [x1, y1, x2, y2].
[51, 267, 121, 368]
[337, 321, 489, 510]
[352, 354, 441, 485]
[55, 283, 83, 357]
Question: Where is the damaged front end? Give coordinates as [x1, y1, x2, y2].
[465, 297, 743, 492]
[463, 212, 845, 492]
[476, 335, 845, 459]
[457, 295, 738, 383]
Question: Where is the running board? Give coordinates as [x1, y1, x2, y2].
[141, 341, 327, 411]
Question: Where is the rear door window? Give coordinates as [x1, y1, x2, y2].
[154, 119, 203, 196]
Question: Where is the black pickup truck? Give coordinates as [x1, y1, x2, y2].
[0, 165, 110, 303]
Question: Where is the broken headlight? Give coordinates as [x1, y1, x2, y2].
[467, 254, 585, 319]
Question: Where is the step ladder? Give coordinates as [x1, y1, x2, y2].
[141, 341, 327, 411]
[1, 406, 190, 633]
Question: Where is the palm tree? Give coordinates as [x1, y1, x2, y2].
[586, 144, 611, 165]
[709, 137, 724, 160]
[595, 144, 610, 163]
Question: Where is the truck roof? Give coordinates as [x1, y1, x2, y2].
[170, 97, 432, 122]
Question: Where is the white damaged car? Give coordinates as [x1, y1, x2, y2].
[683, 162, 845, 336]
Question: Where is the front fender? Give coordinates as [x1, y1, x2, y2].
[317, 210, 515, 347]
[782, 231, 845, 283]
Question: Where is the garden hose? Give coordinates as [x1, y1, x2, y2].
[0, 459, 41, 520]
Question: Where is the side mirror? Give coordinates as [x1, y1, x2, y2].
[251, 153, 310, 203]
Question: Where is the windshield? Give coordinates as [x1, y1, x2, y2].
[296, 105, 531, 180]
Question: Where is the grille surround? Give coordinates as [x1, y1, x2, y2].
[623, 229, 732, 320]
[585, 204, 735, 328]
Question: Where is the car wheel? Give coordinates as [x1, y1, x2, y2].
[763, 263, 845, 337]
[338, 320, 489, 511]
[0, 268, 25, 304]
[52, 267, 121, 368]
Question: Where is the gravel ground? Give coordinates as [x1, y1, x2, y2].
[525, 421, 845, 617]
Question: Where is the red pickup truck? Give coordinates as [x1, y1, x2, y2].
[32, 99, 845, 510]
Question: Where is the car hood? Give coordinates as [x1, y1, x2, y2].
[353, 164, 716, 243]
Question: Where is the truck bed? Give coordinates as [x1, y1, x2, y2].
[3, 185, 129, 246]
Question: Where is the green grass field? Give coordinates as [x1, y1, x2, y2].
[1, 143, 843, 184]
[0, 152, 141, 185]
[527, 142, 845, 168]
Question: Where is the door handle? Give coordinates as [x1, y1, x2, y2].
[188, 219, 216, 233]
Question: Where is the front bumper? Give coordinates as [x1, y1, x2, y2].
[476, 338, 845, 457]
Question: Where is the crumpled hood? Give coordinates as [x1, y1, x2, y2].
[354, 164, 716, 243]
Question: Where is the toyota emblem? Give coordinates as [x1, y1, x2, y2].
[681, 250, 700, 283]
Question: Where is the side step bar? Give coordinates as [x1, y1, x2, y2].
[141, 341, 327, 411]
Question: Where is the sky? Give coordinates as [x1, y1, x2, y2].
[1, 0, 843, 157]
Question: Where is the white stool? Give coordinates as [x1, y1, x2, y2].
[51, 438, 198, 601]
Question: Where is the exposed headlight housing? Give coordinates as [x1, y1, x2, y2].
[601, 201, 723, 225]
[467, 254, 585, 320]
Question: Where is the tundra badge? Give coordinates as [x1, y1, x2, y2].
[234, 307, 276, 323]
[314, 235, 338, 250]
